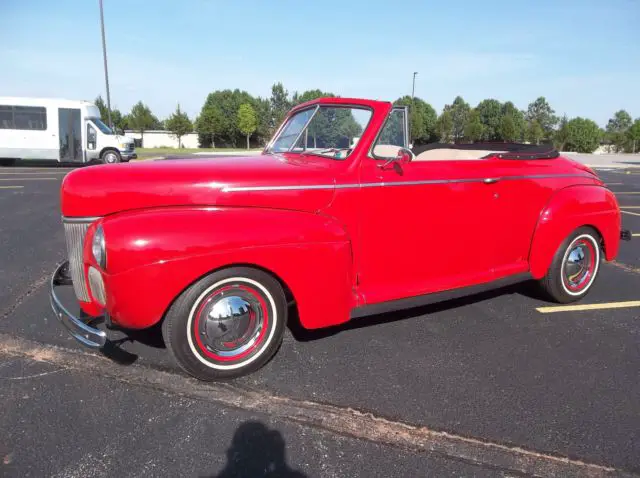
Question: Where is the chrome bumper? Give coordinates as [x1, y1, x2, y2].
[50, 261, 107, 348]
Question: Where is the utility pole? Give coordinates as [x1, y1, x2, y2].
[99, 0, 113, 128]
[411, 72, 418, 102]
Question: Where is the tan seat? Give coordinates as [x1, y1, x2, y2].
[413, 149, 506, 161]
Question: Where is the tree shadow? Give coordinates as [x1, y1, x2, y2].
[288, 280, 548, 342]
[204, 421, 307, 478]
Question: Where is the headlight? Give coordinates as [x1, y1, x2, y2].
[120, 143, 128, 149]
[92, 225, 106, 269]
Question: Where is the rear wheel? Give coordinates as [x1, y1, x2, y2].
[539, 227, 601, 303]
[101, 150, 121, 164]
[162, 267, 287, 380]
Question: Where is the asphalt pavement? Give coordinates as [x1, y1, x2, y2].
[0, 163, 639, 477]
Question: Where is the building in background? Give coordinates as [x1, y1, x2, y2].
[125, 130, 199, 149]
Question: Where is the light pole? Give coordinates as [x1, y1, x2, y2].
[411, 72, 418, 102]
[99, 0, 113, 129]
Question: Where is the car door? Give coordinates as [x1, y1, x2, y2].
[356, 110, 509, 306]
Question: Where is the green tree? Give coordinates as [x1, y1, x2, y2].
[499, 114, 517, 142]
[525, 97, 557, 140]
[475, 99, 502, 140]
[237, 103, 258, 149]
[554, 114, 570, 151]
[436, 110, 453, 143]
[444, 96, 470, 142]
[165, 104, 193, 148]
[606, 110, 633, 152]
[94, 95, 127, 132]
[195, 103, 224, 147]
[501, 102, 525, 141]
[292, 89, 333, 106]
[565, 117, 601, 153]
[270, 82, 291, 134]
[527, 120, 544, 145]
[464, 109, 484, 141]
[394, 96, 437, 144]
[128, 101, 158, 144]
[627, 119, 640, 153]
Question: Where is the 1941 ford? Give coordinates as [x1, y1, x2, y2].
[50, 97, 630, 380]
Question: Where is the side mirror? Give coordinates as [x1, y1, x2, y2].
[396, 147, 414, 164]
[377, 147, 414, 170]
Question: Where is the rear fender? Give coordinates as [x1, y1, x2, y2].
[528, 185, 620, 279]
[100, 207, 354, 330]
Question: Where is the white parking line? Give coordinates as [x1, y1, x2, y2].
[0, 171, 68, 175]
[0, 177, 58, 181]
[620, 206, 640, 209]
[622, 210, 640, 217]
[537, 301, 640, 314]
[0, 186, 24, 189]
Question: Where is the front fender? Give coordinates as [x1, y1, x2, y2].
[528, 185, 620, 279]
[101, 207, 354, 330]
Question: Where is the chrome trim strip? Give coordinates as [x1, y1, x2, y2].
[221, 174, 591, 193]
[62, 216, 101, 224]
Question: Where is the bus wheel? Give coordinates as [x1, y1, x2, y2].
[102, 150, 121, 164]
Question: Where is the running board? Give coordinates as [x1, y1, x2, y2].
[350, 273, 533, 319]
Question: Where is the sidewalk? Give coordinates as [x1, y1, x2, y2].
[563, 152, 640, 169]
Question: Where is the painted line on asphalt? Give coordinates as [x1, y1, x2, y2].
[622, 210, 640, 217]
[0, 171, 68, 175]
[537, 301, 640, 314]
[633, 234, 640, 237]
[620, 206, 640, 209]
[0, 186, 24, 189]
[615, 192, 640, 194]
[0, 177, 58, 181]
[0, 332, 631, 478]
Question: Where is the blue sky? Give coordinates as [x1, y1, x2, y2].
[1, 0, 638, 125]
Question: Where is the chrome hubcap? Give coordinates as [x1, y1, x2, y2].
[104, 153, 117, 163]
[563, 240, 594, 291]
[197, 291, 264, 358]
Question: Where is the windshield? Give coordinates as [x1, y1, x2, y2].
[88, 117, 114, 135]
[268, 105, 372, 159]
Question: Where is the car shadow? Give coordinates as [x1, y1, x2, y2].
[100, 321, 166, 365]
[288, 280, 548, 342]
[202, 421, 307, 478]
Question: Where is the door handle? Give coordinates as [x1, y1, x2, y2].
[483, 178, 500, 184]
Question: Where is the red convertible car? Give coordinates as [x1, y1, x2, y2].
[51, 97, 629, 380]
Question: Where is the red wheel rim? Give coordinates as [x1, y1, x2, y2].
[192, 284, 269, 362]
[562, 237, 597, 293]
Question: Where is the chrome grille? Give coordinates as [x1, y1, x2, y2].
[63, 219, 92, 301]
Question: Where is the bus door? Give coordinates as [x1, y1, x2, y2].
[58, 108, 82, 162]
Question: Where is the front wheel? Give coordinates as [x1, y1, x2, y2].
[162, 267, 287, 380]
[101, 150, 121, 164]
[538, 227, 601, 303]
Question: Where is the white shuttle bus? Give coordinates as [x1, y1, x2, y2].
[0, 97, 136, 165]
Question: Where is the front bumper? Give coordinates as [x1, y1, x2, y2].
[50, 261, 107, 348]
[120, 152, 137, 161]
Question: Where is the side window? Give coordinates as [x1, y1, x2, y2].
[0, 105, 13, 129]
[4, 106, 47, 130]
[87, 123, 97, 150]
[372, 107, 409, 159]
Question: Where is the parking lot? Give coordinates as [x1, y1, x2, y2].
[0, 164, 639, 477]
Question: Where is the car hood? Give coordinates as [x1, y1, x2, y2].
[61, 154, 339, 217]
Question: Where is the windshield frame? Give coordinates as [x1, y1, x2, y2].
[266, 103, 374, 160]
[87, 117, 114, 135]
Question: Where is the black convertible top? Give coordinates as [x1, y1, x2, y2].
[412, 142, 559, 160]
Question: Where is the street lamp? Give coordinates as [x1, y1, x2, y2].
[99, 0, 113, 129]
[411, 72, 418, 102]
